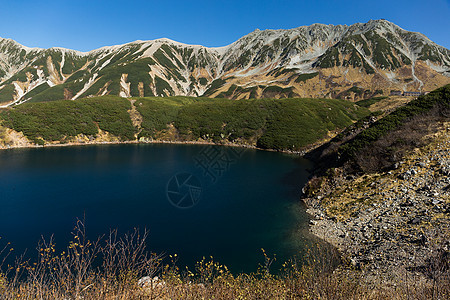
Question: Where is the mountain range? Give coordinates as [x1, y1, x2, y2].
[0, 19, 449, 106]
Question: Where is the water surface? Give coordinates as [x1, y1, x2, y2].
[0, 143, 316, 272]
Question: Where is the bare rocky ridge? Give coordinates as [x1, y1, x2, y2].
[0, 19, 449, 105]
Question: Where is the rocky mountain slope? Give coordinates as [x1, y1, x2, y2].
[302, 84, 450, 283]
[0, 19, 449, 106]
[306, 124, 449, 283]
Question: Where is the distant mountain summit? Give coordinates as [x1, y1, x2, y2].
[0, 19, 449, 105]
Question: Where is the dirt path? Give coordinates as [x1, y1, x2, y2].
[128, 99, 143, 137]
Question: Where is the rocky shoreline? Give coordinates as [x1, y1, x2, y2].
[0, 127, 309, 155]
[302, 123, 450, 282]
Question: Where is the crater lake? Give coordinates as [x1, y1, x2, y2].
[0, 143, 318, 273]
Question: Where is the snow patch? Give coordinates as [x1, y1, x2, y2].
[411, 60, 424, 90]
[384, 71, 397, 80]
[37, 69, 45, 80]
[59, 51, 66, 81]
[72, 73, 98, 100]
[24, 69, 47, 94]
[100, 88, 109, 96]
[141, 42, 162, 58]
[210, 46, 229, 56]
[426, 60, 450, 73]
[98, 58, 112, 71]
[13, 82, 24, 99]
[119, 74, 131, 98]
[148, 64, 186, 96]
[353, 44, 378, 73]
[286, 41, 330, 69]
[232, 65, 270, 77]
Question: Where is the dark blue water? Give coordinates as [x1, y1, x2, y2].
[0, 143, 316, 273]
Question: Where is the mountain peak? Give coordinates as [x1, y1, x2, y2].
[0, 20, 449, 106]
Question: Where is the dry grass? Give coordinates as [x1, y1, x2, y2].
[367, 96, 413, 113]
[0, 221, 448, 299]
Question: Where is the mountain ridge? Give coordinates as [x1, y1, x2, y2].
[0, 19, 449, 105]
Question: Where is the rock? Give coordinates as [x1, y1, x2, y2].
[411, 234, 428, 246]
[350, 258, 361, 269]
[301, 127, 450, 284]
[138, 276, 165, 288]
[400, 200, 413, 207]
[408, 217, 421, 225]
[432, 199, 441, 205]
[398, 173, 408, 180]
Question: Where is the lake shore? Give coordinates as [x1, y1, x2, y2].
[0, 136, 309, 155]
[301, 124, 450, 284]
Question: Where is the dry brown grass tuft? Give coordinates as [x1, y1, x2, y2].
[0, 222, 448, 299]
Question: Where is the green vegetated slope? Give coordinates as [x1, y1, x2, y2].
[306, 83, 450, 175]
[0, 96, 369, 151]
[133, 96, 369, 150]
[0, 96, 135, 144]
[340, 84, 450, 161]
[355, 96, 388, 108]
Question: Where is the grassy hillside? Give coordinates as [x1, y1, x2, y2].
[0, 96, 136, 144]
[134, 96, 368, 150]
[304, 84, 450, 174]
[0, 95, 369, 150]
[340, 84, 450, 170]
[133, 96, 210, 138]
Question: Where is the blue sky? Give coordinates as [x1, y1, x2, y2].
[0, 0, 449, 52]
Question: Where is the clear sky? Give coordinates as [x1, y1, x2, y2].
[0, 0, 449, 52]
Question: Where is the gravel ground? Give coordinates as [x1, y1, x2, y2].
[303, 123, 450, 282]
